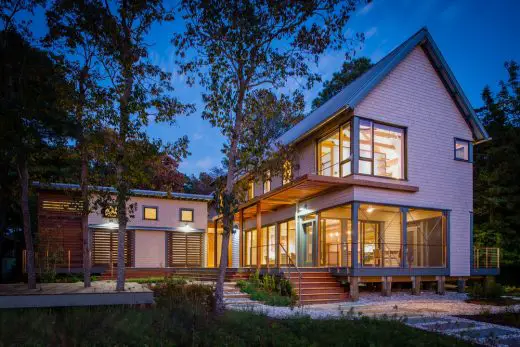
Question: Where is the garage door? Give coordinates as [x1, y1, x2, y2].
[167, 232, 203, 267]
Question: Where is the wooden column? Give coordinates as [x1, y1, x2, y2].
[411, 276, 421, 295]
[349, 276, 359, 301]
[401, 207, 408, 268]
[436, 276, 446, 295]
[381, 276, 392, 297]
[239, 209, 244, 268]
[351, 202, 359, 269]
[256, 202, 262, 269]
[275, 223, 280, 268]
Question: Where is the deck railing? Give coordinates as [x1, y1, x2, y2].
[474, 247, 500, 269]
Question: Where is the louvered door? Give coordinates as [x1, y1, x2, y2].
[167, 232, 203, 267]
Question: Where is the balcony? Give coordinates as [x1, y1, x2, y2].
[472, 247, 500, 276]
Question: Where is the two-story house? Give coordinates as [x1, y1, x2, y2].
[208, 28, 498, 302]
[34, 28, 499, 303]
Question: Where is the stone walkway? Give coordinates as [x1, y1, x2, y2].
[405, 315, 520, 346]
[227, 291, 520, 346]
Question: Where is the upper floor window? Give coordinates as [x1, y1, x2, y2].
[180, 208, 194, 222]
[263, 171, 271, 193]
[359, 119, 405, 179]
[143, 206, 158, 220]
[282, 161, 292, 185]
[247, 180, 255, 200]
[454, 138, 470, 162]
[103, 206, 117, 218]
[318, 121, 351, 177]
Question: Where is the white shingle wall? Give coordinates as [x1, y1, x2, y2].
[353, 46, 473, 276]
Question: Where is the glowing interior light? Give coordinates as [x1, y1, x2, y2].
[366, 206, 375, 213]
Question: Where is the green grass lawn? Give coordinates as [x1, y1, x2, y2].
[0, 306, 471, 346]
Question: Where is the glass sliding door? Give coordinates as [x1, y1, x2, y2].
[300, 214, 317, 267]
[268, 225, 276, 266]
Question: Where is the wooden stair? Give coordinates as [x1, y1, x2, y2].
[286, 269, 348, 305]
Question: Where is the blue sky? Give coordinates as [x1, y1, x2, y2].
[20, 0, 520, 176]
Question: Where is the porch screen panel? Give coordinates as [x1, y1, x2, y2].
[407, 209, 445, 267]
[357, 204, 402, 267]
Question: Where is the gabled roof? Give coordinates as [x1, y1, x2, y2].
[33, 182, 213, 202]
[277, 27, 489, 145]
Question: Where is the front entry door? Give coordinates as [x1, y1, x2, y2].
[301, 220, 317, 266]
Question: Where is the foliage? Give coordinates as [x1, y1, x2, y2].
[238, 272, 297, 307]
[312, 57, 373, 110]
[467, 281, 504, 300]
[127, 276, 186, 285]
[174, 0, 365, 312]
[474, 60, 520, 265]
[0, 306, 470, 346]
[458, 307, 520, 329]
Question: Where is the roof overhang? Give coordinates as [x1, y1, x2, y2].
[238, 174, 418, 219]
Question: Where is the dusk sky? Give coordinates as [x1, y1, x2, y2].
[27, 0, 520, 176]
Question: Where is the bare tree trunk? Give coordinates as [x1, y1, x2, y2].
[80, 147, 91, 287]
[214, 87, 245, 314]
[79, 70, 92, 288]
[17, 154, 36, 289]
[116, 185, 126, 291]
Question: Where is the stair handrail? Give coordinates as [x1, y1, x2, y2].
[278, 242, 302, 307]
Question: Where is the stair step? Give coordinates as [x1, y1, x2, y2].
[299, 287, 344, 294]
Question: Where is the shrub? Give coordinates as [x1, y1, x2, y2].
[237, 273, 297, 306]
[468, 281, 504, 300]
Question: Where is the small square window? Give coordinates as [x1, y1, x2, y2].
[103, 206, 117, 218]
[247, 181, 254, 200]
[454, 139, 471, 161]
[143, 206, 158, 220]
[180, 208, 194, 222]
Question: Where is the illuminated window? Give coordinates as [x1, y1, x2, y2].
[358, 119, 405, 179]
[263, 171, 271, 193]
[143, 206, 158, 220]
[317, 121, 351, 177]
[247, 181, 254, 200]
[282, 161, 292, 185]
[103, 206, 117, 218]
[180, 208, 194, 222]
[454, 138, 470, 161]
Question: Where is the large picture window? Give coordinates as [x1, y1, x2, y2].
[318, 121, 351, 177]
[359, 119, 405, 179]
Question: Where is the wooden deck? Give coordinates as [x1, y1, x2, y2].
[0, 281, 154, 308]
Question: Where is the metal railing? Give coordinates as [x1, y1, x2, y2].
[474, 247, 500, 269]
[279, 242, 302, 307]
[318, 242, 447, 268]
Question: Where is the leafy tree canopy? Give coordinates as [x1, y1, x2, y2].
[312, 57, 372, 110]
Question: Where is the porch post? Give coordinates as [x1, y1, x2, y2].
[256, 202, 261, 269]
[401, 207, 408, 268]
[275, 223, 280, 268]
[352, 116, 360, 174]
[239, 209, 244, 267]
[351, 202, 359, 269]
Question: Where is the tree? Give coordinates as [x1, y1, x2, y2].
[184, 167, 225, 195]
[0, 30, 72, 288]
[311, 57, 372, 110]
[45, 0, 109, 287]
[93, 0, 193, 291]
[173, 0, 365, 312]
[474, 61, 520, 265]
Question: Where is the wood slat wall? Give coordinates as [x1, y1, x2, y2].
[92, 230, 134, 267]
[167, 232, 203, 267]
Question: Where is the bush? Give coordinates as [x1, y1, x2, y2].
[154, 277, 213, 314]
[468, 281, 504, 300]
[238, 273, 297, 306]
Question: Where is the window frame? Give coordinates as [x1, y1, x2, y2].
[179, 208, 194, 222]
[454, 138, 472, 162]
[103, 206, 117, 218]
[317, 120, 353, 178]
[263, 171, 271, 194]
[142, 205, 158, 221]
[356, 117, 407, 180]
[247, 180, 255, 200]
